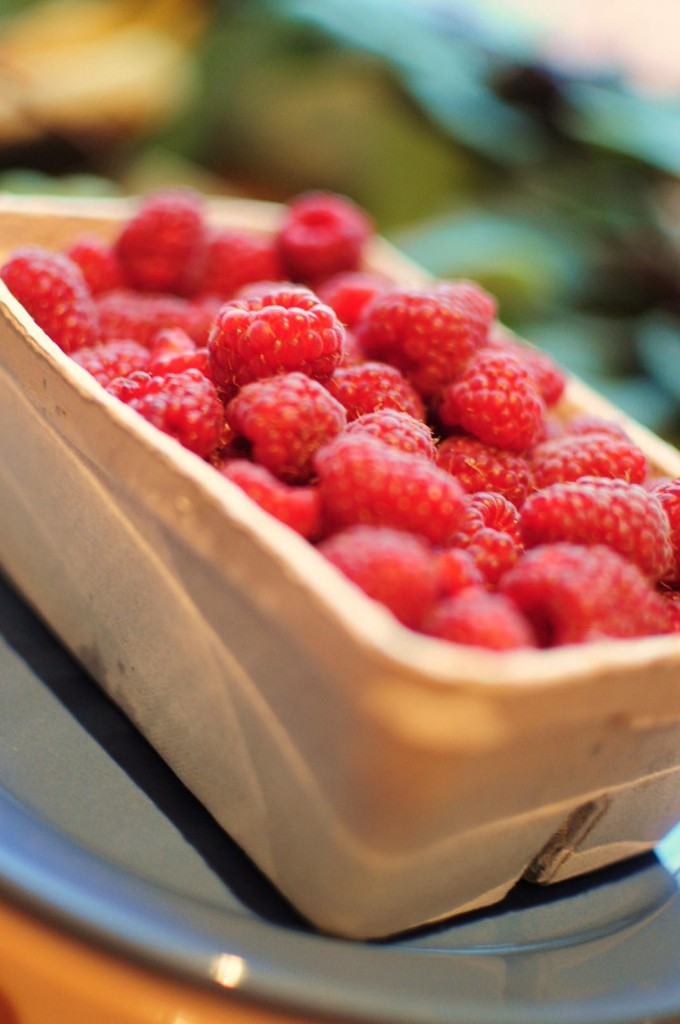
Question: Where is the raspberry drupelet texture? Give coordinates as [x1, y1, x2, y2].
[531, 431, 648, 489]
[218, 459, 322, 540]
[437, 548, 486, 596]
[97, 290, 216, 348]
[207, 285, 345, 396]
[499, 543, 673, 645]
[114, 188, 208, 295]
[439, 349, 545, 452]
[520, 477, 673, 580]
[1, 246, 99, 353]
[486, 330, 567, 407]
[106, 368, 225, 458]
[326, 361, 425, 421]
[436, 434, 532, 508]
[649, 478, 680, 583]
[451, 492, 522, 585]
[147, 327, 209, 376]
[422, 588, 535, 650]
[227, 371, 347, 483]
[346, 409, 437, 460]
[354, 281, 495, 398]
[316, 270, 393, 327]
[318, 525, 439, 628]
[277, 191, 373, 282]
[314, 433, 466, 545]
[65, 234, 124, 295]
[72, 339, 149, 386]
[197, 228, 283, 299]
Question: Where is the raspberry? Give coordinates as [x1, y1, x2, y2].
[531, 432, 648, 489]
[71, 339, 149, 386]
[456, 491, 522, 543]
[421, 588, 535, 650]
[486, 331, 566, 407]
[226, 371, 347, 483]
[452, 493, 522, 585]
[649, 479, 680, 583]
[326, 361, 425, 421]
[458, 529, 521, 587]
[207, 285, 345, 395]
[520, 477, 673, 580]
[1, 245, 99, 353]
[314, 434, 466, 545]
[318, 525, 439, 628]
[65, 234, 124, 295]
[436, 434, 532, 508]
[97, 290, 215, 348]
[437, 548, 485, 596]
[316, 270, 393, 327]
[114, 188, 208, 295]
[218, 459, 322, 540]
[277, 191, 373, 282]
[439, 349, 545, 452]
[197, 228, 283, 299]
[107, 368, 224, 458]
[355, 281, 495, 397]
[147, 328, 209, 376]
[564, 414, 632, 441]
[499, 543, 673, 645]
[346, 409, 436, 460]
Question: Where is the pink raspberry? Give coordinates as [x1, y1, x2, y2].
[277, 191, 373, 282]
[346, 409, 436, 460]
[218, 459, 322, 540]
[649, 478, 680, 583]
[355, 281, 495, 397]
[97, 290, 214, 348]
[197, 228, 283, 299]
[531, 431, 648, 489]
[439, 349, 545, 452]
[326, 361, 425, 421]
[436, 434, 532, 508]
[65, 234, 125, 295]
[207, 285, 345, 396]
[520, 477, 673, 580]
[227, 371, 346, 483]
[114, 188, 208, 295]
[1, 245, 99, 353]
[499, 543, 673, 645]
[316, 270, 393, 327]
[71, 339, 149, 386]
[318, 525, 439, 628]
[107, 368, 224, 458]
[421, 588, 535, 650]
[437, 548, 485, 596]
[314, 434, 466, 545]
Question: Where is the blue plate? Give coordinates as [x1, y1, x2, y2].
[0, 571, 679, 1024]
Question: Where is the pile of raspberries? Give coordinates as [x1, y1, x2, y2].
[3, 187, 680, 651]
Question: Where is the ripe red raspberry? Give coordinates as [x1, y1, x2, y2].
[455, 490, 521, 542]
[452, 492, 522, 585]
[318, 525, 439, 628]
[499, 543, 673, 645]
[114, 188, 208, 295]
[207, 285, 345, 396]
[197, 228, 283, 299]
[486, 331, 566, 407]
[277, 191, 373, 282]
[421, 588, 535, 650]
[146, 328, 209, 376]
[65, 234, 124, 295]
[436, 434, 532, 508]
[326, 361, 425, 421]
[107, 368, 224, 458]
[439, 349, 545, 452]
[314, 434, 466, 545]
[520, 477, 673, 580]
[531, 431, 648, 489]
[218, 459, 322, 540]
[71, 339, 149, 386]
[346, 409, 436, 460]
[355, 281, 495, 397]
[97, 290, 214, 348]
[316, 270, 393, 327]
[660, 589, 680, 631]
[437, 548, 485, 596]
[564, 414, 632, 441]
[649, 479, 680, 583]
[1, 245, 99, 353]
[227, 372, 347, 483]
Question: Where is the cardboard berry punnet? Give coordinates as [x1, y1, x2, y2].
[1, 192, 680, 939]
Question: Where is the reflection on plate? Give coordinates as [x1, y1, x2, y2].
[0, 571, 679, 1024]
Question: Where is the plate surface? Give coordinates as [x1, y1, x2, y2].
[0, 569, 679, 1024]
